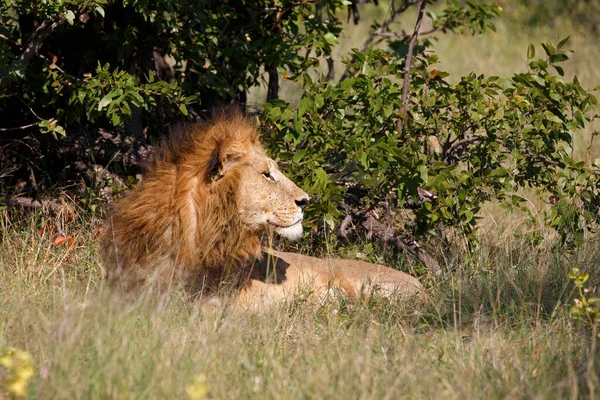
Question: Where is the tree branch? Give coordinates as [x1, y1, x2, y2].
[266, 65, 279, 102]
[374, 27, 438, 39]
[0, 123, 39, 132]
[340, 0, 420, 81]
[18, 16, 67, 70]
[0, 13, 69, 91]
[361, 211, 442, 277]
[324, 57, 335, 82]
[397, 0, 427, 134]
[444, 135, 566, 168]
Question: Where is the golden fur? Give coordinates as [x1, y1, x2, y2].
[102, 110, 308, 292]
[102, 110, 422, 304]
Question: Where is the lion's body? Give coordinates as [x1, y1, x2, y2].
[102, 110, 422, 303]
[239, 250, 423, 307]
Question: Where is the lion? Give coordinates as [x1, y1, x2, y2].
[101, 110, 422, 305]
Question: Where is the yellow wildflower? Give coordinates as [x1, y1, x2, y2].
[0, 348, 35, 399]
[186, 374, 209, 400]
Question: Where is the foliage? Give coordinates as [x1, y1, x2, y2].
[0, 0, 344, 189]
[1, 0, 599, 264]
[262, 36, 600, 253]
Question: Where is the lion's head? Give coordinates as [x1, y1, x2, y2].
[236, 145, 309, 241]
[102, 110, 308, 290]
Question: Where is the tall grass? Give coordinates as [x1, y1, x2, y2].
[3, 3, 600, 398]
[1, 210, 599, 399]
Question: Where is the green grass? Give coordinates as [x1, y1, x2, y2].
[3, 3, 600, 398]
[1, 210, 599, 399]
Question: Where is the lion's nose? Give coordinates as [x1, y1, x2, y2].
[295, 196, 309, 210]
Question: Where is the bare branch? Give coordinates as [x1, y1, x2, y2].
[0, 33, 20, 48]
[444, 135, 566, 168]
[361, 211, 442, 277]
[324, 57, 335, 82]
[340, 0, 420, 81]
[15, 96, 44, 121]
[0, 13, 70, 90]
[397, 0, 427, 134]
[266, 65, 279, 102]
[0, 122, 39, 132]
[374, 27, 438, 39]
[18, 16, 67, 70]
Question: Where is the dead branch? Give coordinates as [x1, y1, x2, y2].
[324, 57, 335, 82]
[266, 65, 279, 102]
[374, 27, 437, 39]
[340, 0, 420, 81]
[7, 197, 63, 213]
[361, 211, 442, 276]
[0, 12, 70, 91]
[0, 123, 39, 132]
[444, 136, 566, 168]
[397, 0, 427, 134]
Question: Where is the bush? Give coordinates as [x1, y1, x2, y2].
[263, 38, 600, 263]
[1, 0, 598, 273]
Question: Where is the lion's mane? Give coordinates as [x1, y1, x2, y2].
[101, 111, 264, 291]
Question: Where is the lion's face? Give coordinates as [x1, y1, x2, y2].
[237, 149, 309, 240]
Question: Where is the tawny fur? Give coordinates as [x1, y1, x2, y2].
[102, 112, 266, 292]
[102, 110, 423, 306]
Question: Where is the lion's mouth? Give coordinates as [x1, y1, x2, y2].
[268, 218, 302, 229]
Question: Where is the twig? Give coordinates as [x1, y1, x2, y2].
[0, 33, 20, 48]
[397, 0, 427, 134]
[444, 135, 566, 168]
[266, 65, 279, 102]
[375, 28, 438, 39]
[0, 12, 69, 90]
[361, 211, 442, 276]
[16, 96, 44, 121]
[0, 122, 39, 132]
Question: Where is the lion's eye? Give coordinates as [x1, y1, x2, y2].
[262, 171, 275, 181]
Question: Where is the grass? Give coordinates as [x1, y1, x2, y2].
[3, 3, 600, 399]
[1, 209, 600, 399]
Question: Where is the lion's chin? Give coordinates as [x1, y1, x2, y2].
[275, 222, 303, 241]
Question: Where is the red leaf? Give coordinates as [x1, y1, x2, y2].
[54, 236, 74, 246]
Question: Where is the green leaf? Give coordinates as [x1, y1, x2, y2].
[95, 6, 105, 18]
[65, 10, 75, 25]
[315, 95, 324, 109]
[98, 93, 115, 111]
[557, 36, 571, 49]
[315, 168, 328, 184]
[574, 110, 585, 127]
[550, 53, 569, 64]
[527, 44, 535, 60]
[323, 32, 339, 45]
[179, 103, 188, 116]
[292, 149, 307, 163]
[324, 213, 335, 231]
[553, 65, 564, 76]
[489, 167, 508, 177]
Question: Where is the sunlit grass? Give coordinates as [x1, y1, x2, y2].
[1, 210, 599, 399]
[3, 3, 600, 398]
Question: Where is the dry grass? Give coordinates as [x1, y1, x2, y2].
[1, 209, 599, 399]
[3, 3, 600, 399]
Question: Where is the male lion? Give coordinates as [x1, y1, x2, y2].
[102, 111, 422, 305]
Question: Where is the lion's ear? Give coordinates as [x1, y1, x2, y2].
[208, 139, 246, 181]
